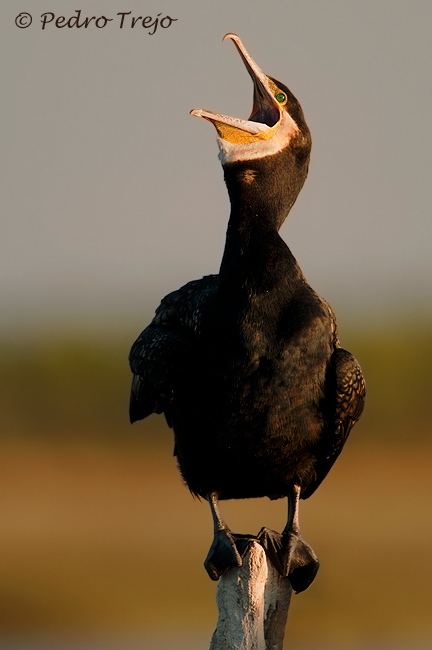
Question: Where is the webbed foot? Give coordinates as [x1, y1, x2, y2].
[288, 535, 319, 593]
[258, 527, 319, 593]
[204, 528, 245, 581]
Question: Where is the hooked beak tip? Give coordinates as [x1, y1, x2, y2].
[223, 33, 238, 43]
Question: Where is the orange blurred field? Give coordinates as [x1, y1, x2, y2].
[0, 327, 431, 648]
[0, 435, 431, 649]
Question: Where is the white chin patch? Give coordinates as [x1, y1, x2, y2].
[217, 112, 299, 165]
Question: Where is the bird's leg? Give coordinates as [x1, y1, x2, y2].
[204, 493, 244, 581]
[258, 485, 320, 593]
[281, 486, 320, 592]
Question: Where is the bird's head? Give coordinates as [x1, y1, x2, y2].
[191, 34, 311, 229]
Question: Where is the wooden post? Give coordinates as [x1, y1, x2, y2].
[209, 541, 292, 650]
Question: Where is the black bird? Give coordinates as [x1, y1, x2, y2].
[129, 34, 365, 593]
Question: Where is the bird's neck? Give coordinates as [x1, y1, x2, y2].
[219, 202, 303, 298]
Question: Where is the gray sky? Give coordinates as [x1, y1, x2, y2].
[2, 0, 431, 332]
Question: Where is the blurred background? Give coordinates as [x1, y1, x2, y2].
[2, 0, 431, 648]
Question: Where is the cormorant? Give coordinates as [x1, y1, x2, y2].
[129, 34, 365, 593]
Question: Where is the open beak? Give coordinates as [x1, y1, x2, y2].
[191, 34, 283, 145]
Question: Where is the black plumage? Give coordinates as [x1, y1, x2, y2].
[129, 34, 365, 591]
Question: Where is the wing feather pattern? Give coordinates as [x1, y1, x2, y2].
[129, 275, 218, 424]
[301, 347, 366, 499]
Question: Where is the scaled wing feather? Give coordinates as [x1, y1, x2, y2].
[301, 347, 366, 499]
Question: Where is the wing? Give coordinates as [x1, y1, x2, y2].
[301, 347, 366, 499]
[129, 275, 218, 424]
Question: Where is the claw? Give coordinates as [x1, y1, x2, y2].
[257, 526, 319, 592]
[287, 535, 320, 593]
[257, 527, 286, 575]
[204, 528, 243, 580]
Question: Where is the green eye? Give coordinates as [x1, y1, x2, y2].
[276, 92, 286, 103]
